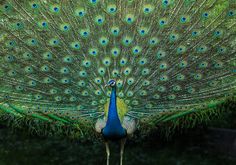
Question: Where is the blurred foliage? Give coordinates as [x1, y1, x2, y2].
[209, 101, 236, 129]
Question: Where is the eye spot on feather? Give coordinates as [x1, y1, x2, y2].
[138, 27, 149, 36]
[191, 30, 201, 37]
[180, 16, 189, 23]
[43, 77, 52, 84]
[217, 47, 227, 54]
[160, 75, 168, 81]
[94, 77, 102, 84]
[213, 30, 223, 38]
[103, 58, 111, 66]
[158, 86, 166, 92]
[123, 67, 131, 76]
[125, 14, 135, 24]
[196, 45, 207, 53]
[177, 74, 185, 81]
[70, 42, 80, 50]
[31, 3, 39, 9]
[60, 67, 70, 74]
[179, 60, 187, 68]
[213, 61, 223, 68]
[62, 78, 71, 84]
[139, 90, 147, 96]
[122, 36, 132, 46]
[25, 66, 34, 73]
[89, 48, 98, 56]
[181, 17, 186, 21]
[80, 29, 90, 38]
[132, 46, 142, 55]
[138, 58, 148, 66]
[6, 40, 16, 48]
[173, 85, 181, 92]
[43, 52, 53, 60]
[95, 89, 102, 96]
[169, 33, 179, 42]
[163, 0, 168, 4]
[199, 61, 208, 68]
[107, 4, 117, 14]
[3, 4, 12, 12]
[99, 37, 109, 46]
[4, 95, 11, 100]
[149, 37, 159, 46]
[31, 39, 35, 43]
[168, 94, 176, 100]
[95, 15, 105, 25]
[112, 69, 120, 77]
[34, 94, 43, 100]
[15, 85, 24, 91]
[111, 26, 120, 36]
[15, 22, 24, 30]
[143, 4, 153, 14]
[89, 0, 99, 5]
[145, 8, 149, 12]
[54, 96, 62, 102]
[54, 7, 59, 12]
[75, 8, 86, 17]
[127, 91, 134, 97]
[28, 80, 37, 87]
[111, 47, 120, 57]
[5, 55, 15, 62]
[194, 73, 202, 80]
[79, 70, 87, 77]
[177, 46, 186, 54]
[187, 87, 195, 94]
[228, 11, 234, 17]
[159, 20, 165, 25]
[42, 22, 47, 26]
[202, 12, 209, 18]
[77, 80, 86, 87]
[141, 68, 150, 76]
[159, 62, 168, 69]
[153, 93, 161, 100]
[98, 67, 106, 76]
[8, 70, 17, 77]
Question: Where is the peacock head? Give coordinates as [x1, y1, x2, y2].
[105, 79, 116, 88]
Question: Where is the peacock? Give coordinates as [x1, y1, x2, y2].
[0, 0, 235, 164]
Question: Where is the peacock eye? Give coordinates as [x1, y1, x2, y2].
[111, 82, 116, 86]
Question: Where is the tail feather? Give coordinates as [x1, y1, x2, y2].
[0, 0, 235, 122]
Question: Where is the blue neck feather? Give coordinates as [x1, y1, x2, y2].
[107, 87, 119, 124]
[102, 86, 126, 139]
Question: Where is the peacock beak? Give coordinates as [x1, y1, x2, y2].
[104, 84, 109, 88]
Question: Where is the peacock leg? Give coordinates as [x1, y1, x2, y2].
[105, 141, 110, 165]
[120, 138, 126, 165]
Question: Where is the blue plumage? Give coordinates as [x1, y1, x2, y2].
[102, 85, 126, 140]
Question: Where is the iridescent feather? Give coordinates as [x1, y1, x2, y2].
[0, 0, 235, 140]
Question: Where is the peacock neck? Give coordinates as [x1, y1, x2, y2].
[102, 86, 126, 139]
[106, 86, 122, 127]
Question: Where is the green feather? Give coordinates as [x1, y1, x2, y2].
[0, 0, 235, 140]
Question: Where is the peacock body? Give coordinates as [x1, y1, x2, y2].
[0, 0, 236, 164]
